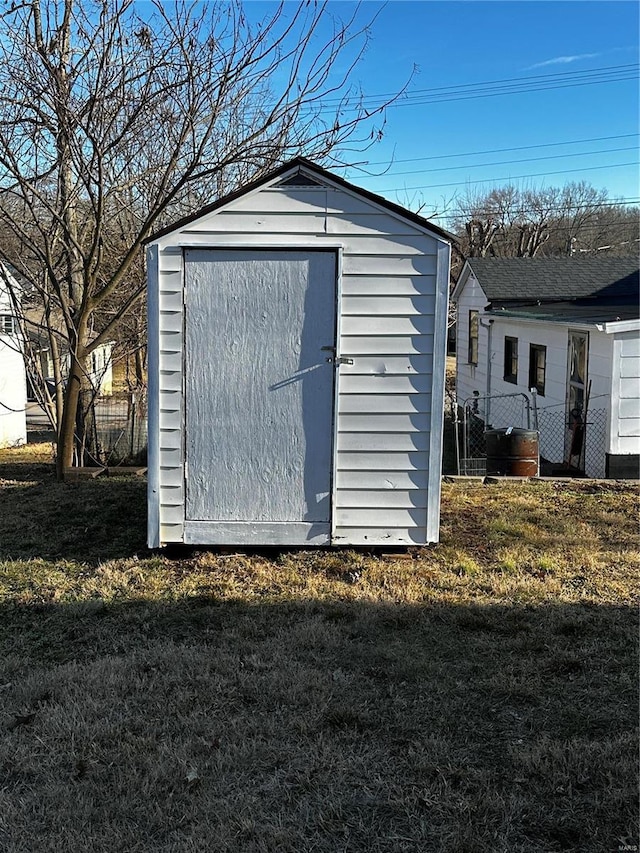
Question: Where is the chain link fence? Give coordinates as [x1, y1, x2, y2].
[455, 391, 609, 479]
[536, 407, 608, 479]
[457, 392, 535, 475]
[93, 391, 148, 466]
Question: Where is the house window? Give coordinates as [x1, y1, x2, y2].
[504, 336, 518, 383]
[1, 315, 15, 335]
[468, 310, 479, 365]
[529, 344, 546, 395]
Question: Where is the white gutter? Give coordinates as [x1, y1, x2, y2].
[595, 318, 640, 334]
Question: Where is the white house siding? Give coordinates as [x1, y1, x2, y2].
[0, 281, 26, 447]
[457, 313, 570, 463]
[454, 271, 489, 407]
[484, 317, 611, 408]
[610, 330, 640, 456]
[0, 337, 27, 447]
[149, 179, 449, 547]
[483, 318, 613, 476]
[454, 273, 626, 476]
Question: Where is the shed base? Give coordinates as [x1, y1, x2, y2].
[183, 520, 330, 546]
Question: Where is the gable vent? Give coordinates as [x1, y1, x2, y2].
[275, 172, 324, 188]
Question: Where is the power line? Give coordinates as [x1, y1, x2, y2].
[578, 237, 640, 252]
[350, 133, 640, 168]
[0, 399, 26, 413]
[350, 146, 639, 180]
[318, 63, 639, 109]
[436, 218, 640, 235]
[426, 198, 640, 220]
[350, 73, 639, 112]
[378, 161, 640, 193]
[385, 73, 638, 108]
[313, 64, 639, 114]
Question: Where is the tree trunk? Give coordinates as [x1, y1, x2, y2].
[56, 351, 84, 478]
[55, 316, 89, 478]
[135, 345, 146, 387]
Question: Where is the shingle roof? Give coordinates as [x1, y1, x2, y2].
[467, 256, 639, 306]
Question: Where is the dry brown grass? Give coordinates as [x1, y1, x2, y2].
[1, 436, 56, 464]
[0, 443, 637, 852]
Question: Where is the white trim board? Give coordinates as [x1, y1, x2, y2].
[183, 521, 330, 546]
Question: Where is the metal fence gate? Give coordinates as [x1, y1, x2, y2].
[536, 406, 608, 478]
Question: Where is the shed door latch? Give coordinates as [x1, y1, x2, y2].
[325, 356, 353, 365]
[322, 345, 353, 366]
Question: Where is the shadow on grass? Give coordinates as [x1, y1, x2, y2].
[0, 593, 637, 853]
[0, 464, 147, 562]
[0, 463, 637, 850]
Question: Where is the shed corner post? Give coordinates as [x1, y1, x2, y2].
[426, 239, 452, 543]
[146, 243, 161, 548]
[330, 246, 344, 545]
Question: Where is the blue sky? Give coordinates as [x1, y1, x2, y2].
[316, 0, 639, 220]
[141, 0, 638, 221]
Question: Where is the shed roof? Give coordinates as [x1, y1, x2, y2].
[463, 256, 639, 306]
[145, 157, 455, 244]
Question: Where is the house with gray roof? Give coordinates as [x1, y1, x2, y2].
[452, 256, 639, 478]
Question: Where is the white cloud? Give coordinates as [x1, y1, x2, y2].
[528, 53, 600, 69]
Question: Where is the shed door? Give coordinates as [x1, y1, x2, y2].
[183, 249, 337, 545]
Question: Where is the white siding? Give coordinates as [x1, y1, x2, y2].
[485, 318, 611, 410]
[0, 274, 26, 447]
[455, 271, 612, 412]
[483, 318, 613, 476]
[89, 343, 114, 396]
[454, 271, 489, 406]
[155, 246, 184, 544]
[610, 330, 640, 455]
[0, 338, 27, 447]
[149, 178, 449, 547]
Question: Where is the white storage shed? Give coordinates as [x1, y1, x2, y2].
[146, 158, 452, 548]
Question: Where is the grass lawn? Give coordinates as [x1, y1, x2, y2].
[0, 442, 638, 852]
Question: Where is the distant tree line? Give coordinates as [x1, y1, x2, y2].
[449, 181, 639, 277]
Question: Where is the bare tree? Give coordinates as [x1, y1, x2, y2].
[451, 181, 639, 261]
[452, 185, 551, 258]
[0, 0, 405, 478]
[451, 186, 513, 258]
[546, 182, 639, 256]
